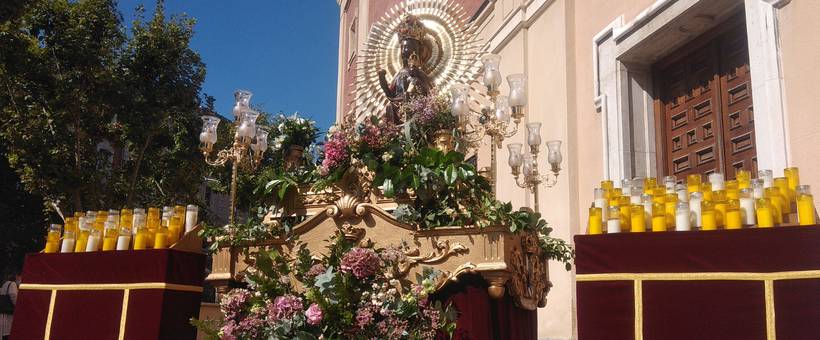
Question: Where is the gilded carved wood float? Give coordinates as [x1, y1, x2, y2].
[206, 185, 551, 311]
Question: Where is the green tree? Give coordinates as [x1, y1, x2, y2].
[117, 2, 206, 206]
[0, 0, 207, 217]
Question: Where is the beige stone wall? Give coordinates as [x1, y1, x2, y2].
[778, 0, 820, 208]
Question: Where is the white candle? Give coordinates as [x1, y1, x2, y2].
[606, 218, 621, 234]
[60, 239, 75, 253]
[630, 195, 642, 205]
[185, 205, 198, 234]
[675, 202, 691, 231]
[594, 199, 608, 220]
[740, 197, 756, 226]
[690, 192, 703, 228]
[116, 235, 131, 251]
[677, 187, 688, 203]
[85, 235, 100, 252]
[709, 173, 725, 191]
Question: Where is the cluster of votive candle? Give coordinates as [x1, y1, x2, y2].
[43, 205, 199, 253]
[587, 167, 816, 234]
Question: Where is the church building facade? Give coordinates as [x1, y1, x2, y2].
[335, 0, 819, 339]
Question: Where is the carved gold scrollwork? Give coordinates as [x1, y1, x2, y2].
[395, 240, 469, 277]
[508, 231, 550, 310]
[432, 262, 478, 290]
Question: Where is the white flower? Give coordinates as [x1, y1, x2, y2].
[381, 152, 394, 162]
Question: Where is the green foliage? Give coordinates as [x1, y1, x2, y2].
[0, 0, 207, 215]
[195, 227, 456, 339]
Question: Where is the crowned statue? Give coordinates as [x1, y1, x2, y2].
[377, 14, 434, 123]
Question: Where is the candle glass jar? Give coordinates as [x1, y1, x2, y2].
[630, 204, 645, 232]
[774, 177, 792, 212]
[607, 205, 621, 233]
[664, 193, 678, 229]
[756, 199, 774, 228]
[740, 188, 756, 226]
[784, 167, 800, 192]
[588, 207, 603, 235]
[45, 224, 62, 253]
[765, 187, 785, 225]
[797, 193, 816, 226]
[687, 174, 702, 194]
[725, 200, 742, 229]
[675, 202, 691, 231]
[689, 192, 703, 229]
[60, 230, 76, 253]
[651, 202, 666, 232]
[701, 201, 717, 231]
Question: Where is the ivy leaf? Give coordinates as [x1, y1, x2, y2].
[443, 164, 457, 185]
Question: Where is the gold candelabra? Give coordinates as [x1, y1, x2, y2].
[451, 54, 527, 197]
[507, 136, 562, 213]
[199, 90, 269, 226]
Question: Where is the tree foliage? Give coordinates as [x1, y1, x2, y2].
[0, 0, 207, 216]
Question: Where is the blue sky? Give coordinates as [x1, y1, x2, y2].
[118, 0, 340, 132]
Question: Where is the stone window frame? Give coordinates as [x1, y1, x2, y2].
[592, 0, 791, 182]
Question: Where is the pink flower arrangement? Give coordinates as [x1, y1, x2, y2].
[306, 263, 327, 278]
[267, 294, 303, 322]
[320, 132, 349, 175]
[305, 303, 323, 325]
[221, 288, 252, 321]
[340, 247, 382, 279]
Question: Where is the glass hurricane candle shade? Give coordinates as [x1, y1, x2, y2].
[522, 154, 533, 177]
[507, 73, 527, 107]
[233, 89, 253, 116]
[494, 95, 511, 123]
[199, 115, 220, 149]
[251, 128, 269, 155]
[450, 84, 470, 117]
[526, 122, 541, 148]
[507, 143, 523, 169]
[481, 54, 502, 91]
[546, 140, 562, 173]
[236, 110, 260, 141]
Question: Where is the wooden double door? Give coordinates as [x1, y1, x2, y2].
[654, 15, 756, 180]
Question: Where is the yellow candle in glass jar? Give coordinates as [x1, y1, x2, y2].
[702, 201, 717, 231]
[687, 174, 702, 194]
[774, 177, 792, 213]
[784, 167, 800, 191]
[756, 199, 774, 228]
[714, 190, 727, 227]
[736, 170, 751, 189]
[153, 229, 169, 249]
[44, 224, 62, 253]
[619, 196, 631, 232]
[651, 202, 666, 232]
[134, 227, 149, 250]
[664, 193, 678, 228]
[701, 182, 713, 202]
[630, 204, 646, 232]
[168, 215, 183, 245]
[765, 187, 784, 225]
[645, 178, 657, 194]
[725, 200, 742, 229]
[588, 207, 603, 234]
[797, 193, 816, 226]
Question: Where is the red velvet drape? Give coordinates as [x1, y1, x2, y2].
[435, 274, 538, 340]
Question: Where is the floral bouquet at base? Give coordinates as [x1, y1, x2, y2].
[194, 229, 457, 340]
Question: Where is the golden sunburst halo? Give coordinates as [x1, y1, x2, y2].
[349, 0, 483, 123]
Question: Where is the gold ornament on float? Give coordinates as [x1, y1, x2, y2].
[350, 0, 483, 123]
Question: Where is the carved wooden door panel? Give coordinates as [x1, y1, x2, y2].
[718, 25, 756, 178]
[656, 41, 723, 178]
[654, 16, 755, 180]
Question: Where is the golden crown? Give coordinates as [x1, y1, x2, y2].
[397, 14, 427, 41]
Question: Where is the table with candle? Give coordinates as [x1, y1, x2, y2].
[10, 249, 206, 340]
[575, 225, 820, 340]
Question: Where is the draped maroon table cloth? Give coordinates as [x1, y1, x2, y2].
[10, 249, 205, 340]
[434, 274, 538, 340]
[574, 225, 820, 340]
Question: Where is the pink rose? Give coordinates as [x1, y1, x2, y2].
[305, 303, 323, 326]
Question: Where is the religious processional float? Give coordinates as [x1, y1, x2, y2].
[193, 1, 574, 339]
